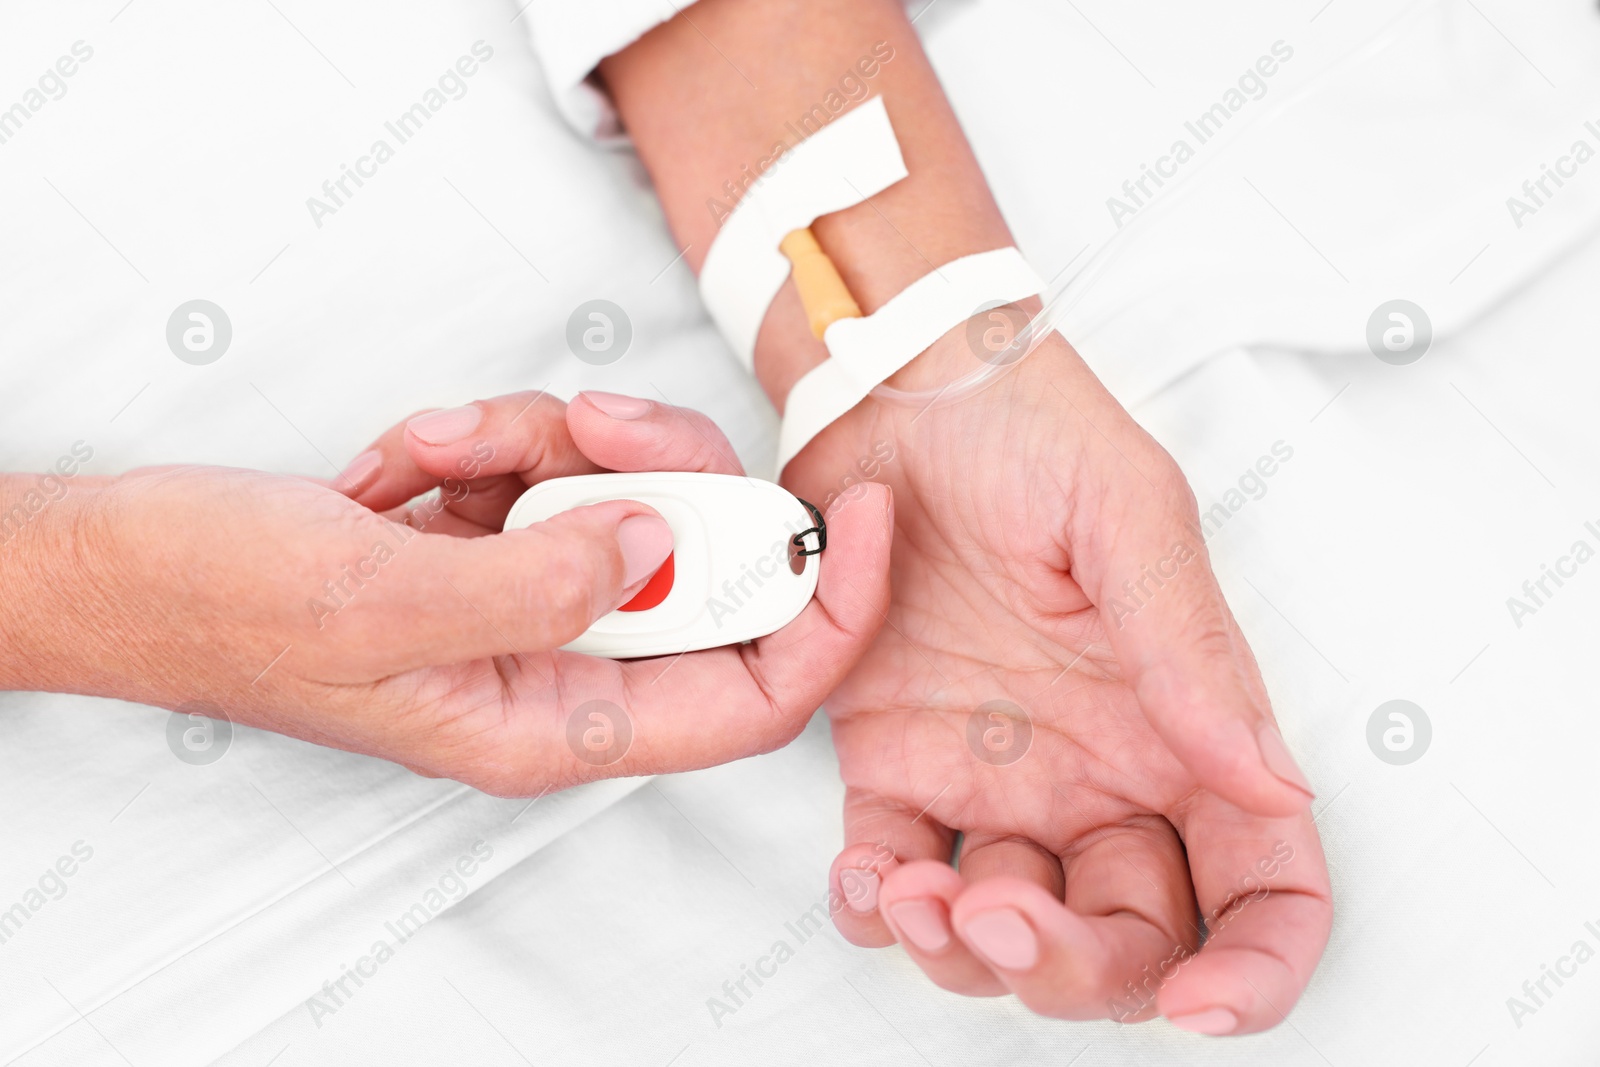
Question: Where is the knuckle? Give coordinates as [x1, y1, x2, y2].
[671, 411, 737, 472]
[749, 704, 812, 758]
[535, 567, 595, 641]
[1153, 461, 1199, 518]
[1175, 597, 1234, 658]
[513, 528, 615, 644]
[1192, 618, 1236, 661]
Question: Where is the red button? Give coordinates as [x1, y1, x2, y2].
[619, 552, 674, 612]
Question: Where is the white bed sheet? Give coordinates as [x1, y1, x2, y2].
[0, 1, 768, 1062]
[214, 218, 1600, 1067]
[2, 0, 1597, 1064]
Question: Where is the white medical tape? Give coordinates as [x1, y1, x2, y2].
[698, 96, 908, 372]
[775, 246, 1045, 472]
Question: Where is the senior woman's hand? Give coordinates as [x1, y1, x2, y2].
[603, 0, 1329, 1033]
[0, 392, 892, 794]
[789, 333, 1331, 1035]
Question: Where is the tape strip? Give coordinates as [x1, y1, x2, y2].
[698, 96, 908, 372]
[775, 247, 1045, 472]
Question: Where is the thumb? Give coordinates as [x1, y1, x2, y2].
[1076, 480, 1314, 818]
[354, 501, 673, 671]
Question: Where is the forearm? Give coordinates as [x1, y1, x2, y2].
[601, 0, 1024, 404]
[0, 475, 112, 695]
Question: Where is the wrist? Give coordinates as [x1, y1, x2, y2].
[755, 210, 1045, 467]
[876, 291, 1045, 395]
[0, 477, 120, 697]
[776, 312, 1076, 490]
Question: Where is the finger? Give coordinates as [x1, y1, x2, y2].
[566, 391, 746, 476]
[422, 389, 746, 528]
[874, 830, 1064, 999]
[947, 818, 1197, 1021]
[1065, 434, 1314, 817]
[830, 787, 953, 948]
[379, 502, 496, 538]
[336, 405, 460, 508]
[878, 860, 1007, 997]
[1157, 795, 1332, 1035]
[595, 483, 893, 776]
[342, 391, 600, 522]
[958, 832, 1064, 896]
[333, 500, 674, 674]
[447, 484, 892, 797]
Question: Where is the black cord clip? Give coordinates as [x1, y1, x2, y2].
[790, 498, 827, 557]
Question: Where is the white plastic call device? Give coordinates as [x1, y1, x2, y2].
[502, 472, 825, 659]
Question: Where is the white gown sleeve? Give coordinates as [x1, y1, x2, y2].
[517, 0, 683, 142]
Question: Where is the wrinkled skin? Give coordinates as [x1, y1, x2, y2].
[49, 393, 892, 798]
[782, 334, 1331, 1034]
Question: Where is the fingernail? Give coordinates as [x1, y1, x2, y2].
[581, 391, 651, 420]
[1257, 723, 1314, 799]
[337, 450, 382, 495]
[842, 867, 880, 913]
[407, 404, 483, 445]
[888, 898, 950, 952]
[960, 907, 1038, 971]
[1168, 1006, 1240, 1035]
[617, 514, 674, 588]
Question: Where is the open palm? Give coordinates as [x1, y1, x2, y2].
[786, 337, 1332, 1036]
